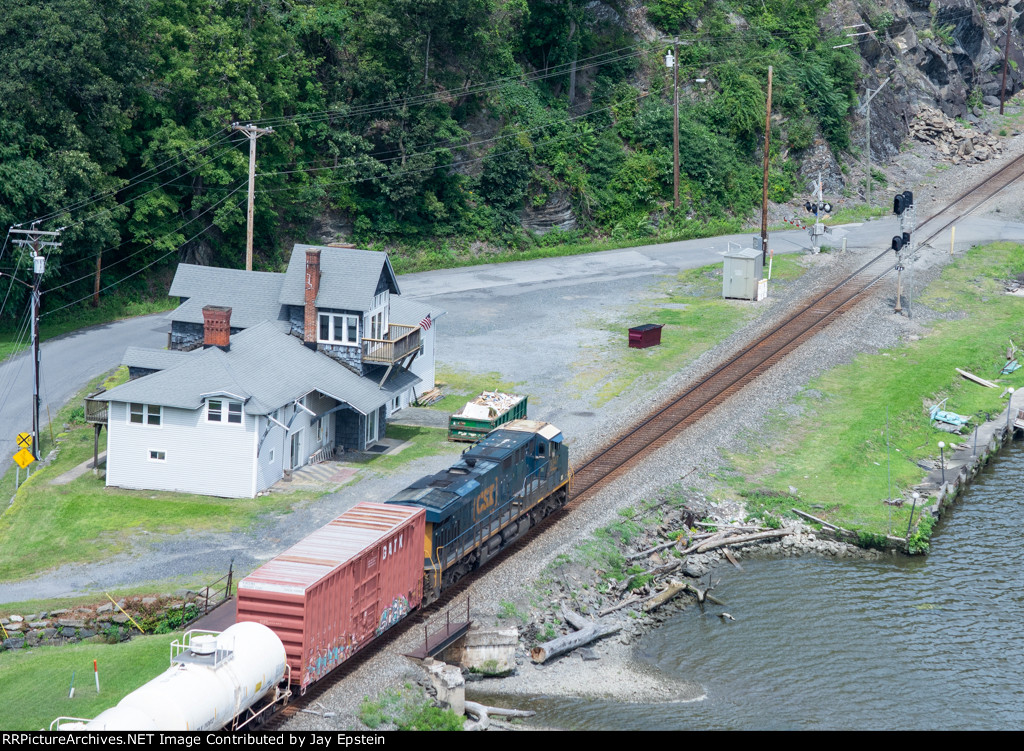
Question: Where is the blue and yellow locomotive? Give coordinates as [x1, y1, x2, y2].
[385, 420, 570, 602]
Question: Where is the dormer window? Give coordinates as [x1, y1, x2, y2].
[208, 399, 243, 424]
[319, 312, 358, 345]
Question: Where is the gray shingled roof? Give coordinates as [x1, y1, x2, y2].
[168, 264, 286, 329]
[122, 346, 197, 372]
[99, 322, 420, 416]
[389, 296, 444, 328]
[278, 244, 400, 312]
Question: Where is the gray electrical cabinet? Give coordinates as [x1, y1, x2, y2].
[722, 247, 763, 301]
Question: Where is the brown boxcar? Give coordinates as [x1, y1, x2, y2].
[235, 502, 425, 692]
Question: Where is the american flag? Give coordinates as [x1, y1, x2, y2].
[420, 313, 432, 331]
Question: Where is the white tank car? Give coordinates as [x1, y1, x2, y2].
[52, 622, 290, 731]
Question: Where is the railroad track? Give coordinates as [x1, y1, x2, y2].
[570, 148, 1024, 503]
[270, 148, 1024, 730]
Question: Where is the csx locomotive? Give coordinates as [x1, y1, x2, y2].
[386, 419, 570, 602]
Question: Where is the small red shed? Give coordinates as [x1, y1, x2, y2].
[236, 502, 425, 692]
[629, 323, 664, 349]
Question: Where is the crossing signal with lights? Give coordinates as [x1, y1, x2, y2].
[804, 201, 833, 216]
[893, 190, 914, 215]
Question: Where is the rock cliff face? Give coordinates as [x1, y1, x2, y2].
[842, 0, 1023, 165]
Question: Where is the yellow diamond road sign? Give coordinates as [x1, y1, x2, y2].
[16, 432, 32, 449]
[13, 448, 35, 469]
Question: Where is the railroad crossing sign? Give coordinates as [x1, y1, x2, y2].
[16, 432, 32, 449]
[13, 448, 35, 469]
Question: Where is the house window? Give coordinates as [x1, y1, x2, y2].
[268, 449, 275, 463]
[129, 403, 161, 426]
[316, 418, 324, 443]
[318, 313, 359, 345]
[149, 450, 166, 461]
[208, 399, 243, 424]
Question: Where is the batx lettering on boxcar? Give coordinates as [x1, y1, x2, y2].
[385, 420, 569, 603]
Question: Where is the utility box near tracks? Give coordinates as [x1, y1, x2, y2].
[628, 324, 664, 349]
[722, 247, 764, 301]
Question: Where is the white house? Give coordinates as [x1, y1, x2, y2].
[95, 245, 442, 498]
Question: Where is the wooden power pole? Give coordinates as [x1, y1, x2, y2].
[230, 123, 273, 271]
[760, 65, 772, 267]
[672, 37, 680, 210]
[10, 224, 60, 457]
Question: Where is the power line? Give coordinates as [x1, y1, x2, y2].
[44, 181, 249, 294]
[43, 188, 249, 318]
[28, 132, 240, 227]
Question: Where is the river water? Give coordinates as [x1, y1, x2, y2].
[502, 442, 1024, 730]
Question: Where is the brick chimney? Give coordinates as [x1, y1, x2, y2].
[202, 306, 232, 351]
[304, 249, 321, 350]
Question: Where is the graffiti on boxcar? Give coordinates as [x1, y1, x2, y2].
[305, 633, 360, 684]
[376, 595, 410, 635]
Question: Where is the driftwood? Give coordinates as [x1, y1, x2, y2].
[641, 579, 688, 612]
[956, 368, 998, 388]
[790, 508, 853, 535]
[597, 595, 643, 617]
[626, 538, 684, 562]
[530, 606, 621, 663]
[723, 548, 743, 571]
[693, 528, 792, 554]
[464, 701, 535, 731]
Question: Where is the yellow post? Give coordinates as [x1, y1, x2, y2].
[950, 225, 955, 256]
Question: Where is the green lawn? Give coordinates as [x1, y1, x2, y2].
[569, 257, 807, 406]
[726, 242, 1024, 540]
[0, 632, 178, 730]
[425, 367, 524, 414]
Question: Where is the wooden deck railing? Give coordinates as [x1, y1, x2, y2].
[84, 392, 108, 425]
[361, 324, 421, 364]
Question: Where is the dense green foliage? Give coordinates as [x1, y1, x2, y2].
[0, 0, 857, 324]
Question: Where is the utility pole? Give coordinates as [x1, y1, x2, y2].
[859, 77, 890, 209]
[10, 224, 60, 458]
[665, 39, 680, 210]
[760, 65, 773, 267]
[230, 123, 274, 271]
[1000, 7, 1013, 115]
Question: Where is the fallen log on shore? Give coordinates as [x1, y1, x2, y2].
[464, 701, 536, 731]
[530, 605, 621, 663]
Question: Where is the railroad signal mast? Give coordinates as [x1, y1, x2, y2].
[891, 190, 915, 314]
[9, 223, 61, 457]
[803, 173, 833, 253]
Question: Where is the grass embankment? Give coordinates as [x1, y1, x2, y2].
[724, 241, 1024, 541]
[0, 631, 177, 730]
[570, 255, 806, 406]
